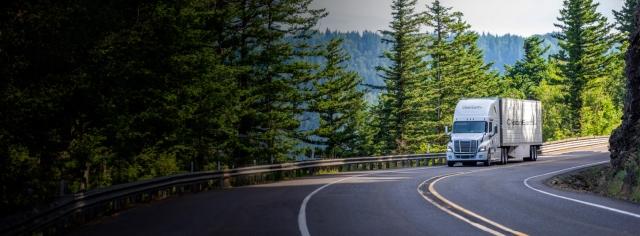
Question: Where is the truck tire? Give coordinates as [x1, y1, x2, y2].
[526, 146, 537, 162]
[484, 150, 492, 166]
[447, 161, 455, 167]
[500, 148, 508, 165]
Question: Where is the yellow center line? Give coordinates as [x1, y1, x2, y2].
[417, 175, 508, 236]
[416, 156, 594, 236]
[428, 173, 528, 236]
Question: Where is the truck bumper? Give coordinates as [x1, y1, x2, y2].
[447, 151, 489, 161]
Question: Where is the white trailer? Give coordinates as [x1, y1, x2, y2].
[445, 98, 542, 166]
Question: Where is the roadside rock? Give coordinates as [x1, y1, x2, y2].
[608, 5, 640, 200]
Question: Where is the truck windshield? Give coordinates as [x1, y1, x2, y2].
[453, 121, 487, 133]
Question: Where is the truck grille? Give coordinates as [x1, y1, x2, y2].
[454, 140, 478, 153]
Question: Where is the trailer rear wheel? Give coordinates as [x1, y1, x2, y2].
[447, 161, 455, 167]
[500, 148, 508, 165]
[527, 146, 538, 162]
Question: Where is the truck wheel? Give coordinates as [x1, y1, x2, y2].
[501, 148, 508, 165]
[447, 161, 455, 167]
[485, 150, 492, 166]
[532, 146, 538, 161]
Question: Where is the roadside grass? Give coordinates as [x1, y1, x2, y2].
[548, 164, 640, 204]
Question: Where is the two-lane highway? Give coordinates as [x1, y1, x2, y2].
[71, 147, 640, 235]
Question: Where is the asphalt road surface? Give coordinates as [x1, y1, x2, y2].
[70, 146, 640, 236]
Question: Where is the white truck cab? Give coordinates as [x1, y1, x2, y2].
[446, 98, 542, 167]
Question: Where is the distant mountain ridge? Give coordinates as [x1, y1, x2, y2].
[309, 30, 560, 89]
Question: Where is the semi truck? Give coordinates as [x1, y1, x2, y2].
[446, 98, 542, 167]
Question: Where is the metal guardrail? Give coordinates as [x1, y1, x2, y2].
[540, 136, 609, 154]
[0, 136, 609, 235]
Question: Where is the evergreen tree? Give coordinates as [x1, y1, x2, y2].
[554, 0, 615, 132]
[611, 0, 638, 106]
[421, 0, 497, 150]
[373, 0, 426, 154]
[505, 36, 550, 99]
[229, 0, 326, 165]
[613, 0, 639, 37]
[306, 38, 366, 158]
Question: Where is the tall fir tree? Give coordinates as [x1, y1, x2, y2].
[229, 0, 326, 165]
[374, 0, 426, 154]
[421, 0, 497, 150]
[613, 0, 639, 37]
[554, 0, 615, 133]
[611, 0, 639, 107]
[306, 38, 366, 158]
[505, 36, 550, 99]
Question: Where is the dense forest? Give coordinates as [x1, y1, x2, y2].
[0, 0, 633, 215]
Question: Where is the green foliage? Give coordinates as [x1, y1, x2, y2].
[0, 0, 329, 215]
[373, 0, 427, 154]
[608, 170, 627, 196]
[534, 63, 573, 141]
[554, 0, 617, 131]
[505, 37, 550, 99]
[305, 38, 367, 158]
[579, 77, 623, 136]
[0, 146, 42, 214]
[613, 0, 640, 37]
[227, 0, 327, 165]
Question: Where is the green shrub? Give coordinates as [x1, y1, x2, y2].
[607, 170, 627, 196]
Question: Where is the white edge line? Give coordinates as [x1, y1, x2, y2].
[297, 166, 443, 236]
[523, 161, 640, 219]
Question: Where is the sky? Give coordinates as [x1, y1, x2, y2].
[311, 0, 625, 36]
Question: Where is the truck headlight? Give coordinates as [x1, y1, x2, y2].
[478, 146, 486, 152]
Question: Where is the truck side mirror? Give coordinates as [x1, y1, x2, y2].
[445, 126, 451, 136]
[493, 125, 498, 134]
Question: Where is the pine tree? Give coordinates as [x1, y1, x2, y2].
[374, 0, 426, 154]
[612, 0, 638, 107]
[613, 0, 640, 37]
[554, 0, 615, 133]
[505, 36, 550, 99]
[421, 0, 497, 150]
[229, 0, 326, 165]
[306, 38, 366, 158]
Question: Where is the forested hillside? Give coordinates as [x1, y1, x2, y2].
[309, 31, 560, 92]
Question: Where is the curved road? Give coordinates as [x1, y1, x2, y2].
[71, 146, 640, 235]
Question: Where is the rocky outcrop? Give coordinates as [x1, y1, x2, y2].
[609, 6, 640, 200]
